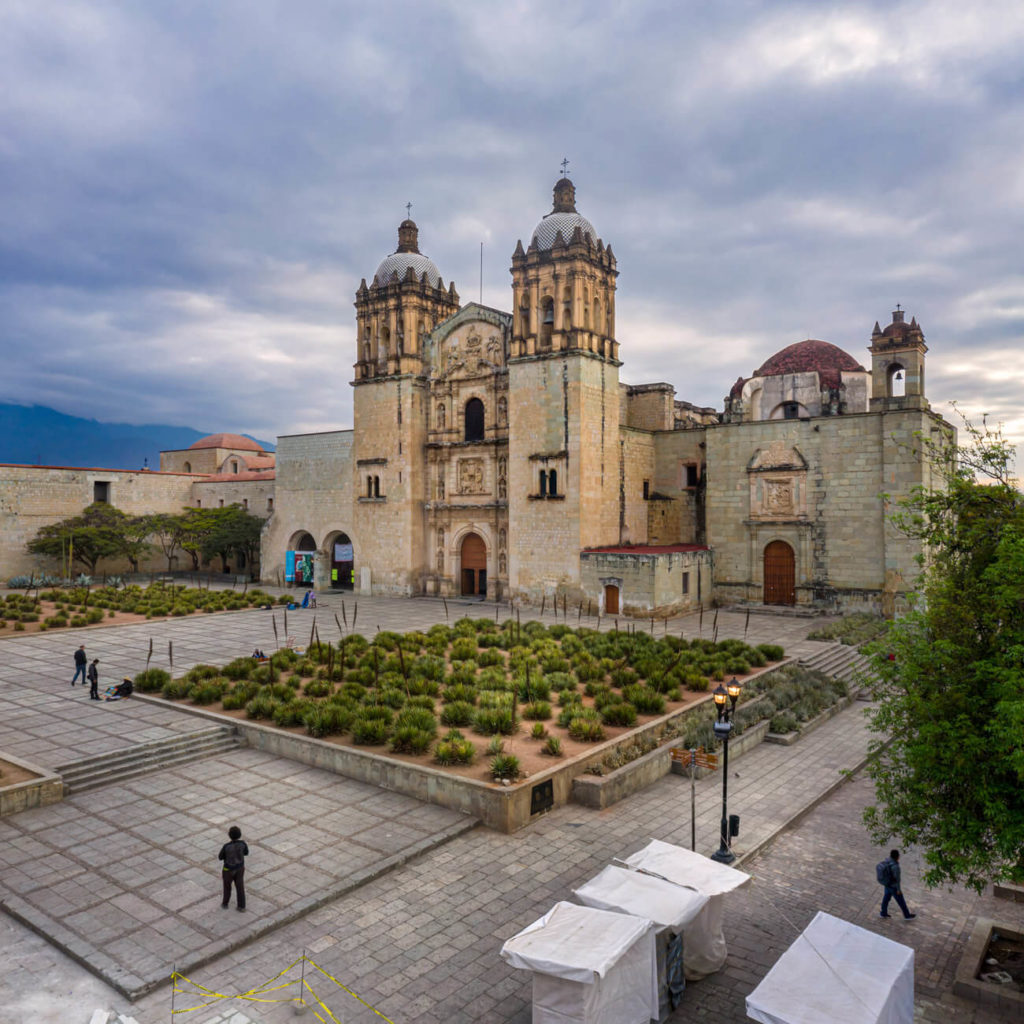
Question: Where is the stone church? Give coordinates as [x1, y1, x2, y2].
[261, 177, 952, 616]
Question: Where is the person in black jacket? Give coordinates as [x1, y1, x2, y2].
[219, 825, 249, 910]
[879, 849, 916, 919]
[87, 658, 100, 700]
[71, 645, 87, 686]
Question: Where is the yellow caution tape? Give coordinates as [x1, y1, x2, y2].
[170, 955, 398, 1022]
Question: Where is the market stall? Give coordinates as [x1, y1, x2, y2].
[745, 911, 914, 1024]
[574, 864, 709, 1020]
[621, 838, 751, 979]
[500, 901, 658, 1024]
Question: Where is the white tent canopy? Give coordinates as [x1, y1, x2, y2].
[620, 839, 751, 979]
[746, 911, 914, 1024]
[573, 864, 709, 932]
[621, 838, 751, 895]
[501, 901, 659, 1024]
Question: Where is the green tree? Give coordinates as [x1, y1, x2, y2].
[27, 502, 128, 574]
[120, 515, 153, 574]
[864, 416, 1024, 891]
[201, 505, 264, 576]
[144, 512, 188, 571]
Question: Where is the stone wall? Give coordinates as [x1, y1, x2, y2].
[260, 430, 354, 589]
[579, 547, 712, 616]
[705, 408, 950, 609]
[0, 465, 196, 578]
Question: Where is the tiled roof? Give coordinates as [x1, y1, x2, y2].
[188, 433, 264, 452]
[752, 339, 865, 391]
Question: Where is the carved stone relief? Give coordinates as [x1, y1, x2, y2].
[457, 458, 485, 495]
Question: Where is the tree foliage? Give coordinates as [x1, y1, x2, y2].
[864, 414, 1024, 891]
[27, 503, 264, 577]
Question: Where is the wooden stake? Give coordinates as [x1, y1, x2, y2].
[146, 638, 153, 670]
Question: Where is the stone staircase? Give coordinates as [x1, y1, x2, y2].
[799, 642, 875, 697]
[56, 726, 241, 794]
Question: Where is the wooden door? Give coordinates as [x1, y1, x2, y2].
[604, 584, 620, 615]
[461, 534, 487, 596]
[763, 541, 796, 605]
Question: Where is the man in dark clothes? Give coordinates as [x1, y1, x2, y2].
[219, 825, 249, 911]
[879, 849, 916, 919]
[87, 658, 100, 700]
[71, 645, 87, 686]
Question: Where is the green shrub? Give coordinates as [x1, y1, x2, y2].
[477, 668, 509, 691]
[406, 695, 437, 711]
[406, 678, 441, 697]
[303, 679, 332, 698]
[476, 649, 505, 668]
[569, 717, 607, 742]
[522, 701, 552, 721]
[134, 668, 170, 693]
[222, 683, 259, 710]
[770, 711, 798, 734]
[222, 657, 257, 680]
[161, 677, 192, 700]
[530, 722, 547, 739]
[486, 736, 505, 756]
[757, 643, 785, 661]
[442, 683, 478, 705]
[473, 706, 517, 736]
[542, 736, 563, 757]
[351, 716, 390, 745]
[450, 637, 478, 661]
[621, 685, 665, 715]
[377, 688, 407, 709]
[434, 731, 475, 765]
[191, 680, 227, 705]
[440, 701, 475, 727]
[489, 754, 520, 780]
[390, 727, 435, 754]
[393, 707, 437, 736]
[245, 694, 279, 719]
[412, 655, 446, 681]
[272, 700, 312, 727]
[601, 702, 637, 727]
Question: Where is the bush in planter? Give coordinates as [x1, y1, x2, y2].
[222, 657, 257, 680]
[477, 668, 509, 691]
[406, 678, 441, 697]
[486, 736, 505, 756]
[351, 715, 390, 745]
[134, 668, 170, 693]
[542, 736, 563, 757]
[521, 701, 552, 721]
[390, 727, 434, 755]
[377, 688, 407, 709]
[473, 706, 517, 736]
[622, 685, 665, 716]
[568, 716, 606, 742]
[757, 643, 785, 661]
[191, 679, 228, 705]
[770, 711, 798, 734]
[490, 753, 520, 780]
[476, 648, 505, 668]
[222, 682, 259, 710]
[530, 722, 548, 740]
[600, 702, 637, 727]
[303, 679, 332, 698]
[441, 701, 475, 727]
[442, 683, 478, 705]
[434, 730, 475, 765]
[161, 677, 193, 700]
[272, 699, 314, 728]
[245, 693, 279, 719]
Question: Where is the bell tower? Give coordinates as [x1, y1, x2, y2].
[510, 178, 618, 361]
[869, 307, 929, 411]
[351, 217, 460, 594]
[507, 177, 622, 603]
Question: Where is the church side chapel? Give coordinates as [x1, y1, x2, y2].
[261, 176, 953, 616]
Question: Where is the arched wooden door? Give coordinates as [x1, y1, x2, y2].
[604, 584, 620, 615]
[763, 541, 796, 605]
[460, 533, 487, 596]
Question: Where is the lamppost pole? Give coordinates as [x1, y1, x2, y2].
[710, 677, 741, 864]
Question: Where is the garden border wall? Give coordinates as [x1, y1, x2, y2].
[0, 753, 62, 817]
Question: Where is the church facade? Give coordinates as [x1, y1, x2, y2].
[261, 178, 952, 616]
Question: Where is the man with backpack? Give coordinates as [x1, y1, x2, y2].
[218, 825, 249, 911]
[877, 850, 916, 919]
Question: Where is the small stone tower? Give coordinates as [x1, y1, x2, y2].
[869, 308, 929, 411]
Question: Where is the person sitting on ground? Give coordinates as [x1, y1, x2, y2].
[104, 677, 134, 701]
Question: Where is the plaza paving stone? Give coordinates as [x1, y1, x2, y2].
[5, 594, 1006, 1022]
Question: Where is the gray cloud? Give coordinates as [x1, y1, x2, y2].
[1, 0, 1022, 463]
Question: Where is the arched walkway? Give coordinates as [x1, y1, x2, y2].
[763, 540, 796, 605]
[460, 533, 487, 597]
[325, 531, 354, 590]
[288, 531, 317, 587]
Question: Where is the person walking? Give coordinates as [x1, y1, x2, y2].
[71, 645, 87, 686]
[878, 849, 916, 919]
[87, 658, 100, 700]
[219, 825, 249, 911]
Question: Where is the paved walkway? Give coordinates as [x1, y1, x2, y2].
[8, 596, 999, 1023]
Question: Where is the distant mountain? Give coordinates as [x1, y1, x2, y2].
[0, 404, 274, 471]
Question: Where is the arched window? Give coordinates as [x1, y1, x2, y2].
[540, 296, 554, 349]
[183, 461, 191, 473]
[548, 469, 558, 495]
[539, 470, 548, 496]
[888, 364, 906, 397]
[464, 398, 485, 441]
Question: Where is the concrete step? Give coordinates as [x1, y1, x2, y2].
[798, 643, 875, 692]
[57, 727, 240, 794]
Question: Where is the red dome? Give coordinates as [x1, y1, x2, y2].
[753, 340, 865, 391]
[188, 432, 264, 453]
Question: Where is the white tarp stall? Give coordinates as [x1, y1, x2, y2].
[621, 838, 751, 980]
[500, 901, 659, 1024]
[574, 865, 709, 1020]
[745, 912, 914, 1024]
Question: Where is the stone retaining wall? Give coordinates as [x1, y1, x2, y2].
[0, 754, 62, 817]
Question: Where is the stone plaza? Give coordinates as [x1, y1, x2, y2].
[1, 592, 1019, 1022]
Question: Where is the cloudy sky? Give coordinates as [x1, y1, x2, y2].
[2, 0, 1023, 462]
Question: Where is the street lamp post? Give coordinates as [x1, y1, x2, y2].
[710, 677, 742, 864]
